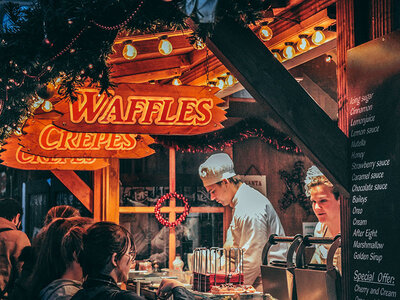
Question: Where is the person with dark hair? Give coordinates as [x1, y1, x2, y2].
[304, 166, 341, 272]
[28, 217, 93, 300]
[43, 206, 80, 227]
[0, 198, 31, 299]
[198, 154, 286, 291]
[10, 206, 83, 300]
[71, 222, 194, 300]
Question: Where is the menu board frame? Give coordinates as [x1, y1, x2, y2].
[346, 30, 400, 299]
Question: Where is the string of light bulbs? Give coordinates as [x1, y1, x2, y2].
[269, 27, 328, 62]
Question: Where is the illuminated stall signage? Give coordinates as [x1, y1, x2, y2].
[19, 120, 155, 158]
[0, 144, 108, 170]
[53, 83, 226, 135]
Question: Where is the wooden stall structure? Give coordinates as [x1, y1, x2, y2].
[1, 1, 399, 297]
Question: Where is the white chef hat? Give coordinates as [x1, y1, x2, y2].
[198, 153, 236, 187]
[304, 165, 332, 196]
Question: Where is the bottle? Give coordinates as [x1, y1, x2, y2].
[172, 254, 184, 271]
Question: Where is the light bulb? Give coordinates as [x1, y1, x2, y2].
[225, 73, 234, 87]
[311, 27, 325, 45]
[271, 49, 282, 62]
[42, 100, 53, 112]
[14, 127, 23, 136]
[259, 23, 273, 41]
[296, 35, 310, 52]
[283, 43, 295, 59]
[172, 77, 182, 86]
[216, 78, 225, 90]
[158, 36, 173, 55]
[325, 55, 333, 63]
[208, 81, 216, 87]
[122, 42, 137, 60]
[193, 38, 205, 50]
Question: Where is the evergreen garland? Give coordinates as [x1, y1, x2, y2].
[0, 0, 269, 143]
[154, 118, 302, 154]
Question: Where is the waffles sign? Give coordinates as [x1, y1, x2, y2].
[54, 84, 226, 135]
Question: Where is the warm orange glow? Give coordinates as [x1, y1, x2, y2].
[14, 128, 23, 136]
[325, 55, 333, 63]
[193, 38, 205, 50]
[158, 36, 173, 55]
[123, 42, 137, 60]
[38, 124, 138, 151]
[172, 78, 182, 86]
[296, 35, 310, 52]
[68, 89, 214, 127]
[42, 100, 53, 112]
[16, 146, 97, 165]
[259, 24, 273, 41]
[283, 43, 295, 59]
[272, 50, 282, 62]
[216, 78, 225, 90]
[225, 73, 235, 87]
[32, 97, 45, 109]
[312, 27, 325, 45]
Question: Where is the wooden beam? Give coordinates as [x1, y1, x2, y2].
[169, 148, 176, 269]
[93, 168, 102, 222]
[111, 54, 190, 78]
[51, 170, 93, 211]
[206, 17, 350, 196]
[181, 55, 228, 85]
[107, 158, 120, 223]
[111, 68, 182, 83]
[119, 206, 224, 214]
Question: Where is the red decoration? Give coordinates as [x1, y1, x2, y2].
[154, 192, 190, 228]
[155, 118, 302, 154]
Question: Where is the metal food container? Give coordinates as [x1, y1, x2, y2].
[261, 234, 303, 300]
[192, 247, 244, 292]
[294, 235, 341, 300]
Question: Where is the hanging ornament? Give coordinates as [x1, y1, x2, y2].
[154, 192, 190, 228]
[36, 83, 56, 100]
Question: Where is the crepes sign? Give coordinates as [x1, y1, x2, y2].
[0, 143, 109, 170]
[53, 83, 226, 135]
[18, 118, 155, 159]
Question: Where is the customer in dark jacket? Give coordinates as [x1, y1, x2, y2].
[29, 217, 93, 300]
[10, 206, 83, 300]
[0, 198, 31, 299]
[71, 222, 193, 300]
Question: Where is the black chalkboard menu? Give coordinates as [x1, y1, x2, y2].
[347, 31, 400, 299]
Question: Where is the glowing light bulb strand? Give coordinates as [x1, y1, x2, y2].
[47, 26, 89, 63]
[16, 0, 145, 83]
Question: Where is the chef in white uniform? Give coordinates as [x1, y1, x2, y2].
[198, 153, 287, 290]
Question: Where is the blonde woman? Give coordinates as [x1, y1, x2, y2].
[304, 166, 341, 273]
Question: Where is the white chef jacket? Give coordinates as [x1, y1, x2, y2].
[224, 183, 287, 286]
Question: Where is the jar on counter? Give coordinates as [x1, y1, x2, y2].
[172, 254, 184, 271]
